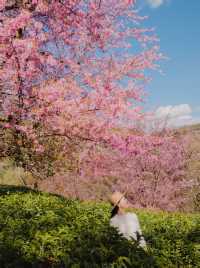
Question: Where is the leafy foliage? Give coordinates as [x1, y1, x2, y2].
[0, 186, 199, 268]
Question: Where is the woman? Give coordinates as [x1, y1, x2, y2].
[109, 191, 147, 248]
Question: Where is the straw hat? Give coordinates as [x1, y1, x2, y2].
[109, 191, 129, 209]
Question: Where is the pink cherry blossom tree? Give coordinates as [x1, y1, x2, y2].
[0, 0, 160, 173]
[0, 1, 193, 210]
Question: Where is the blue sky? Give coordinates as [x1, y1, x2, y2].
[136, 0, 200, 126]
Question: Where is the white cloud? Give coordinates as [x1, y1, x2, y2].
[155, 104, 192, 120]
[145, 104, 200, 130]
[146, 0, 165, 8]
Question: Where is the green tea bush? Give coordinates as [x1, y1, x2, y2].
[134, 209, 200, 268]
[0, 185, 199, 268]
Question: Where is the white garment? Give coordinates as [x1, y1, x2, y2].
[110, 212, 146, 248]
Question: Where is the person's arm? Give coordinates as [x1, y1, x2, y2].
[137, 222, 147, 249]
[130, 213, 147, 248]
[137, 230, 147, 248]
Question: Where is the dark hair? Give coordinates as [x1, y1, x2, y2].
[111, 205, 119, 218]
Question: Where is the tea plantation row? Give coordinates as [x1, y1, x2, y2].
[0, 185, 199, 267]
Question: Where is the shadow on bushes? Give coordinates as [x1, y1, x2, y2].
[65, 226, 157, 268]
[187, 225, 200, 243]
[1, 229, 157, 268]
[0, 184, 37, 195]
[0, 184, 66, 200]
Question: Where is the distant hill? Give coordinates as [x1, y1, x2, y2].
[176, 124, 200, 211]
[177, 123, 200, 135]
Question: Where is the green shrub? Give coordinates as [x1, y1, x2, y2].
[133, 209, 200, 268]
[0, 185, 199, 268]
